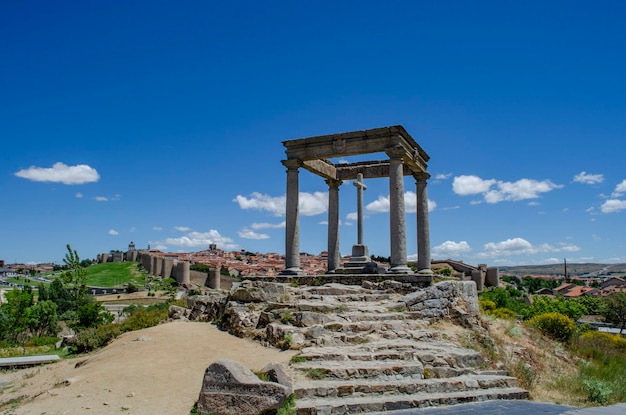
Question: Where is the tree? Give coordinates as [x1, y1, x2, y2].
[603, 292, 626, 334]
[60, 244, 91, 316]
[25, 300, 60, 337]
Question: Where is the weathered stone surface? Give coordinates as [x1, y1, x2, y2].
[230, 280, 290, 303]
[187, 293, 228, 322]
[197, 359, 290, 415]
[168, 305, 189, 320]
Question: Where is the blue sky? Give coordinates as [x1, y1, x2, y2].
[2, 1, 626, 266]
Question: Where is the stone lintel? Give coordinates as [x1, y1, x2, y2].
[336, 161, 414, 180]
[283, 125, 429, 168]
[301, 159, 337, 179]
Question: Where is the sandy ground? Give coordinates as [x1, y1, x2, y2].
[0, 321, 296, 415]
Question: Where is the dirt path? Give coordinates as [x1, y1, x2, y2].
[1, 321, 296, 415]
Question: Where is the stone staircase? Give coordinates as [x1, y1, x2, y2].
[182, 280, 529, 414]
[258, 283, 528, 414]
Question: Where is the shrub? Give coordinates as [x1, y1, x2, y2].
[583, 378, 612, 404]
[120, 303, 168, 332]
[479, 299, 496, 313]
[491, 308, 516, 320]
[526, 312, 576, 342]
[71, 323, 121, 353]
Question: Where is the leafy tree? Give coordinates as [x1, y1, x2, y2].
[604, 293, 626, 334]
[524, 295, 588, 321]
[2, 285, 35, 342]
[75, 302, 113, 330]
[60, 244, 91, 316]
[25, 300, 60, 337]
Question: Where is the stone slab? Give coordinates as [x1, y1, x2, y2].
[0, 355, 60, 368]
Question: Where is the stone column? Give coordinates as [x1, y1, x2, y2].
[280, 159, 303, 275]
[387, 151, 411, 274]
[415, 173, 433, 274]
[325, 178, 341, 273]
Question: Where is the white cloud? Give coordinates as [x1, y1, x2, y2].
[612, 179, 626, 197]
[75, 192, 83, 198]
[452, 175, 496, 195]
[130, 227, 136, 232]
[152, 226, 163, 231]
[435, 173, 452, 180]
[234, 192, 328, 216]
[432, 241, 472, 258]
[346, 212, 358, 221]
[485, 179, 562, 203]
[477, 237, 580, 258]
[600, 199, 626, 213]
[158, 230, 238, 250]
[573, 171, 604, 184]
[366, 192, 436, 214]
[174, 226, 191, 232]
[238, 228, 270, 240]
[453, 175, 562, 203]
[95, 196, 109, 202]
[108, 229, 119, 235]
[251, 221, 285, 229]
[15, 162, 100, 185]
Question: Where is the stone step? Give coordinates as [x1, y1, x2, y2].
[298, 340, 484, 368]
[322, 319, 429, 334]
[295, 387, 530, 415]
[295, 293, 398, 303]
[290, 359, 425, 380]
[294, 374, 520, 400]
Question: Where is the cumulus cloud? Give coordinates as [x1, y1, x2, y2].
[453, 175, 562, 203]
[174, 226, 191, 232]
[612, 179, 626, 197]
[477, 237, 580, 258]
[75, 192, 83, 198]
[238, 228, 270, 240]
[108, 229, 119, 235]
[432, 241, 472, 258]
[95, 196, 109, 202]
[601, 199, 626, 213]
[152, 226, 163, 231]
[366, 192, 436, 214]
[234, 192, 328, 216]
[251, 222, 285, 229]
[157, 230, 238, 250]
[573, 171, 604, 184]
[452, 175, 496, 195]
[15, 162, 100, 185]
[346, 212, 358, 221]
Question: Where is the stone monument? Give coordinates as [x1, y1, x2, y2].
[280, 125, 433, 276]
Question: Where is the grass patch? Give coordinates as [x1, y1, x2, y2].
[85, 262, 145, 287]
[304, 368, 326, 379]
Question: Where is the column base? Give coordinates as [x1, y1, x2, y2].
[279, 267, 304, 276]
[416, 268, 434, 276]
[387, 265, 413, 274]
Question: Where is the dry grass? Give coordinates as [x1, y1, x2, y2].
[485, 317, 584, 406]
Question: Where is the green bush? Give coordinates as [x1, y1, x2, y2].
[491, 308, 516, 320]
[582, 378, 612, 404]
[527, 312, 576, 342]
[26, 336, 61, 347]
[479, 299, 496, 313]
[120, 303, 168, 332]
[71, 323, 121, 353]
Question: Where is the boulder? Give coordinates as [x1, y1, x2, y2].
[197, 359, 290, 415]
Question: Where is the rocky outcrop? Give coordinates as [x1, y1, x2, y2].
[196, 359, 291, 415]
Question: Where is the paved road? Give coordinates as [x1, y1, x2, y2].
[368, 400, 626, 415]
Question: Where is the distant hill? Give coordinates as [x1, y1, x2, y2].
[498, 263, 626, 278]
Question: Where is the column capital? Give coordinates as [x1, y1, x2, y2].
[324, 178, 343, 188]
[281, 159, 303, 169]
[385, 146, 405, 160]
[413, 172, 431, 182]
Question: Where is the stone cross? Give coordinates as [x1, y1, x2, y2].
[353, 173, 367, 245]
